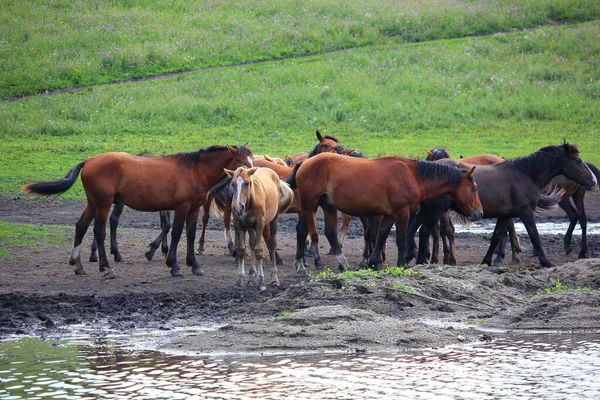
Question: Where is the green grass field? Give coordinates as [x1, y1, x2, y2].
[1, 1, 599, 200]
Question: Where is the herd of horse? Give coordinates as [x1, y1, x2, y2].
[23, 132, 599, 290]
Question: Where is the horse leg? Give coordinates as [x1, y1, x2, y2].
[431, 222, 441, 264]
[520, 212, 553, 267]
[573, 189, 588, 258]
[70, 205, 95, 275]
[416, 224, 431, 265]
[89, 231, 98, 263]
[482, 217, 510, 267]
[494, 232, 508, 266]
[161, 210, 171, 257]
[166, 207, 188, 277]
[405, 213, 419, 265]
[234, 226, 247, 288]
[185, 207, 203, 275]
[197, 201, 210, 256]
[267, 219, 280, 287]
[358, 217, 371, 268]
[253, 222, 267, 291]
[322, 203, 351, 271]
[395, 209, 411, 267]
[368, 215, 395, 270]
[223, 200, 236, 257]
[507, 218, 522, 264]
[145, 210, 171, 261]
[108, 201, 125, 262]
[440, 211, 456, 265]
[294, 212, 313, 277]
[93, 204, 115, 279]
[338, 213, 352, 247]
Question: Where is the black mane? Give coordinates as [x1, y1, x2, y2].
[329, 145, 367, 158]
[167, 145, 252, 166]
[417, 160, 464, 186]
[504, 143, 578, 175]
[308, 135, 340, 158]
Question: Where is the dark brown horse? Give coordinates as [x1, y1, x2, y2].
[287, 153, 483, 274]
[23, 145, 254, 278]
[437, 142, 597, 267]
[424, 148, 522, 265]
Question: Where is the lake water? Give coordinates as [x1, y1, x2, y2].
[1, 331, 599, 399]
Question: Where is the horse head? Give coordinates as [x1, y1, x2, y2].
[451, 166, 483, 222]
[225, 166, 258, 214]
[227, 143, 254, 169]
[310, 130, 340, 156]
[426, 148, 450, 161]
[546, 141, 597, 190]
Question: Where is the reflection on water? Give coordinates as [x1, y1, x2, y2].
[453, 220, 600, 235]
[1, 333, 599, 399]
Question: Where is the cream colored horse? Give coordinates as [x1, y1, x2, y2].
[225, 166, 294, 290]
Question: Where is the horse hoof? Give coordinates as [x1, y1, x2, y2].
[145, 251, 154, 262]
[170, 269, 182, 277]
[295, 269, 309, 277]
[74, 269, 86, 275]
[104, 271, 116, 279]
[192, 267, 204, 276]
[89, 256, 98, 263]
[271, 280, 280, 287]
[540, 261, 555, 268]
[196, 249, 206, 255]
[578, 253, 588, 259]
[305, 248, 315, 258]
[114, 255, 123, 263]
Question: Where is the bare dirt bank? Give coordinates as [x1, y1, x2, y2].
[1, 193, 600, 354]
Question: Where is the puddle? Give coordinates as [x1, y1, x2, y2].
[1, 332, 599, 399]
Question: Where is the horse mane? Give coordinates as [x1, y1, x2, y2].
[504, 143, 578, 175]
[166, 145, 252, 167]
[329, 145, 367, 158]
[417, 160, 464, 186]
[308, 135, 340, 157]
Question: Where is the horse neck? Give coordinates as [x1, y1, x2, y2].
[198, 151, 237, 185]
[508, 152, 564, 188]
[418, 178, 459, 200]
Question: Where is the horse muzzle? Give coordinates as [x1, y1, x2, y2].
[470, 208, 483, 222]
[233, 204, 245, 214]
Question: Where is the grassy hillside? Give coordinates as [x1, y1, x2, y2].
[2, 20, 599, 199]
[1, 0, 598, 100]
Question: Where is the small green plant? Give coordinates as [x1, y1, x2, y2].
[534, 278, 590, 298]
[394, 282, 415, 295]
[497, 277, 505, 285]
[310, 268, 334, 282]
[277, 311, 293, 318]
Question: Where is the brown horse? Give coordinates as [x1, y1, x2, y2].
[23, 145, 254, 278]
[225, 166, 294, 290]
[283, 152, 309, 166]
[287, 153, 483, 274]
[437, 142, 597, 267]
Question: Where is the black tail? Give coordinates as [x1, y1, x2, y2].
[536, 186, 564, 211]
[22, 162, 85, 196]
[285, 163, 302, 190]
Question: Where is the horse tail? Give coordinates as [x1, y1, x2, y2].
[279, 181, 295, 213]
[536, 185, 565, 212]
[209, 197, 226, 218]
[285, 163, 302, 190]
[22, 162, 85, 197]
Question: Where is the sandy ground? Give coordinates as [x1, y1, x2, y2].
[1, 192, 600, 354]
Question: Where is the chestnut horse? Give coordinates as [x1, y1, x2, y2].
[437, 142, 597, 267]
[288, 152, 483, 274]
[225, 166, 294, 290]
[23, 145, 254, 278]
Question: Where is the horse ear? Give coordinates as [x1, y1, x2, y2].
[244, 142, 250, 148]
[227, 145, 239, 154]
[316, 130, 323, 142]
[426, 150, 434, 159]
[460, 155, 464, 159]
[264, 155, 273, 162]
[466, 166, 476, 178]
[224, 168, 235, 177]
[246, 167, 259, 176]
[343, 148, 355, 155]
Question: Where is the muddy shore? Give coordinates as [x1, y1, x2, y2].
[1, 193, 600, 354]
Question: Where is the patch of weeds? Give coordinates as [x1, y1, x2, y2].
[393, 282, 415, 295]
[311, 266, 422, 282]
[497, 277, 505, 285]
[533, 278, 590, 299]
[277, 311, 293, 318]
[310, 268, 334, 282]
